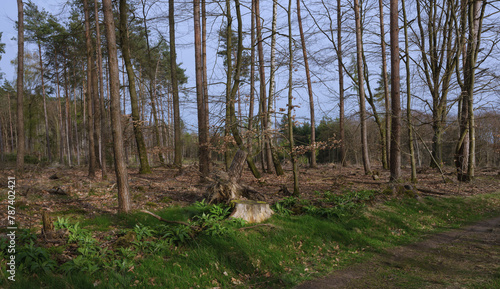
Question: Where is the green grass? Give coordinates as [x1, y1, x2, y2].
[2, 192, 500, 288]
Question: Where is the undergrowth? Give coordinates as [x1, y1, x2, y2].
[1, 191, 500, 288]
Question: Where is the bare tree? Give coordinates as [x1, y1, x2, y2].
[102, 0, 131, 213]
[194, 0, 210, 176]
[288, 0, 299, 195]
[389, 0, 401, 181]
[254, 0, 273, 173]
[16, 0, 25, 173]
[119, 0, 151, 174]
[402, 0, 417, 182]
[296, 0, 317, 168]
[83, 0, 97, 178]
[354, 0, 372, 175]
[95, 0, 107, 178]
[378, 0, 390, 170]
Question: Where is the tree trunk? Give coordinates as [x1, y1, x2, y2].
[16, 0, 25, 173]
[119, 0, 151, 174]
[389, 0, 401, 181]
[225, 0, 233, 171]
[288, 0, 299, 195]
[402, 0, 417, 182]
[83, 0, 96, 178]
[228, 0, 261, 179]
[38, 43, 52, 163]
[201, 0, 210, 164]
[378, 0, 391, 170]
[64, 64, 72, 166]
[247, 0, 255, 155]
[102, 0, 131, 213]
[354, 0, 372, 175]
[194, 0, 210, 177]
[296, 0, 316, 168]
[337, 0, 346, 167]
[169, 0, 182, 170]
[8, 92, 15, 152]
[55, 51, 66, 164]
[254, 0, 273, 173]
[95, 0, 107, 178]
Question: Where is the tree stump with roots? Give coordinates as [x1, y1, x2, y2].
[205, 149, 272, 223]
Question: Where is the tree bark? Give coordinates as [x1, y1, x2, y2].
[254, 0, 273, 173]
[64, 64, 72, 166]
[119, 0, 151, 174]
[169, 0, 182, 170]
[288, 0, 299, 195]
[95, 0, 107, 178]
[247, 0, 256, 155]
[194, 0, 210, 177]
[102, 0, 131, 213]
[83, 0, 97, 178]
[354, 0, 372, 175]
[337, 0, 346, 167]
[296, 0, 316, 168]
[402, 0, 417, 182]
[201, 0, 210, 164]
[228, 0, 261, 179]
[389, 0, 401, 181]
[37, 43, 51, 163]
[378, 0, 391, 170]
[16, 0, 25, 173]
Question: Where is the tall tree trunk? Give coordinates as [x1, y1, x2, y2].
[201, 0, 210, 163]
[378, 0, 390, 170]
[141, 1, 165, 165]
[102, 0, 131, 213]
[8, 92, 15, 152]
[83, 0, 97, 178]
[16, 0, 25, 173]
[268, 0, 284, 176]
[247, 0, 255, 155]
[73, 69, 80, 165]
[194, 0, 210, 176]
[337, 0, 346, 167]
[288, 0, 299, 195]
[402, 0, 417, 182]
[95, 0, 107, 178]
[92, 60, 102, 169]
[354, 0, 372, 175]
[228, 0, 261, 179]
[296, 0, 316, 168]
[254, 0, 273, 173]
[457, 0, 484, 181]
[55, 52, 66, 164]
[389, 0, 401, 181]
[224, 0, 233, 171]
[169, 0, 181, 169]
[64, 64, 72, 166]
[38, 42, 51, 163]
[119, 0, 151, 174]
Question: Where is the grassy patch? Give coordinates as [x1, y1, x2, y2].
[2, 192, 500, 288]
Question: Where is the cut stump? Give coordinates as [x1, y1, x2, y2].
[229, 200, 274, 224]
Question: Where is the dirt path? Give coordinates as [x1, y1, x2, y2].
[296, 216, 500, 289]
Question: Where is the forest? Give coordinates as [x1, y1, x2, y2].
[0, 0, 499, 287]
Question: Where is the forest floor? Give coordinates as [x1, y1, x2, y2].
[1, 163, 499, 230]
[1, 163, 500, 288]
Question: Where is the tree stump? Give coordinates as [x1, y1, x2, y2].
[229, 200, 274, 223]
[42, 211, 54, 235]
